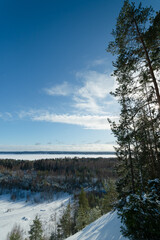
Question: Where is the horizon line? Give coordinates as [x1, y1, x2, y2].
[0, 151, 116, 154]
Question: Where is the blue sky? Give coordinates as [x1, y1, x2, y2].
[0, 0, 159, 151]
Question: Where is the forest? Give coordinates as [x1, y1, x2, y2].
[1, 157, 118, 240]
[0, 157, 117, 194]
[2, 0, 160, 239]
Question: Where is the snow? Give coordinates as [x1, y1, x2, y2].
[66, 211, 128, 240]
[0, 192, 71, 240]
[0, 192, 128, 240]
[0, 153, 116, 160]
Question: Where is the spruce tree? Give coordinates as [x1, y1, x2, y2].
[76, 206, 88, 231]
[28, 215, 43, 240]
[76, 188, 90, 230]
[87, 207, 101, 224]
[59, 202, 73, 238]
[7, 224, 24, 240]
[78, 188, 89, 210]
[101, 180, 117, 213]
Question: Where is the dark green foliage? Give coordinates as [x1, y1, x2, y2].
[108, 0, 160, 107]
[49, 232, 61, 240]
[118, 179, 160, 240]
[28, 215, 43, 240]
[76, 205, 88, 231]
[78, 188, 89, 210]
[7, 224, 24, 240]
[108, 1, 160, 239]
[0, 157, 117, 193]
[49, 232, 57, 240]
[101, 180, 118, 214]
[108, 0, 160, 196]
[144, 11, 160, 71]
[75, 188, 90, 231]
[59, 203, 73, 238]
[87, 207, 101, 224]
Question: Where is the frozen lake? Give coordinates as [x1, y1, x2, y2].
[0, 152, 116, 160]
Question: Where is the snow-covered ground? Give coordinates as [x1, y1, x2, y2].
[66, 211, 128, 240]
[0, 192, 128, 240]
[0, 192, 71, 240]
[0, 153, 116, 160]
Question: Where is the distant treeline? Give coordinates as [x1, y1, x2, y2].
[0, 157, 117, 193]
[0, 157, 117, 177]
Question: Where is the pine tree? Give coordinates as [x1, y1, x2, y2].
[108, 0, 160, 108]
[28, 215, 43, 240]
[108, 0, 160, 195]
[107, 1, 160, 239]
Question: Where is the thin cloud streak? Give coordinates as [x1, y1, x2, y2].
[44, 82, 71, 96]
[0, 112, 13, 121]
[19, 110, 119, 130]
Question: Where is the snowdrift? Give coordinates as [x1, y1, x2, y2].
[66, 211, 128, 240]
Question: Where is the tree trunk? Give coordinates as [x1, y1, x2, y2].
[134, 19, 160, 109]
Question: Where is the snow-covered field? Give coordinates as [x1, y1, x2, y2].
[66, 211, 128, 240]
[0, 192, 128, 240]
[0, 192, 71, 240]
[0, 153, 116, 160]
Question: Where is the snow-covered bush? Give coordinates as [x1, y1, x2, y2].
[118, 179, 160, 240]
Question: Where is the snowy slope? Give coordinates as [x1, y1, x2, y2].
[0, 193, 71, 240]
[66, 211, 128, 240]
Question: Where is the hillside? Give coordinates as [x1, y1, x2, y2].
[66, 211, 128, 240]
[0, 192, 71, 240]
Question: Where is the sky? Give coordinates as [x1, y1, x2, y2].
[0, 0, 159, 152]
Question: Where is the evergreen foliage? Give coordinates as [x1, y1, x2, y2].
[87, 207, 101, 224]
[28, 215, 43, 240]
[78, 188, 89, 210]
[0, 157, 117, 193]
[75, 188, 90, 231]
[118, 179, 160, 240]
[108, 0, 160, 239]
[101, 180, 117, 214]
[7, 224, 24, 240]
[76, 206, 88, 231]
[49, 233, 57, 240]
[58, 202, 73, 238]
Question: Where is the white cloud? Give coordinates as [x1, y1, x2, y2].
[0, 112, 13, 120]
[19, 110, 118, 130]
[20, 61, 119, 131]
[76, 70, 114, 98]
[74, 70, 116, 114]
[43, 63, 117, 115]
[19, 65, 119, 130]
[44, 82, 71, 96]
[73, 95, 102, 114]
[88, 58, 107, 67]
